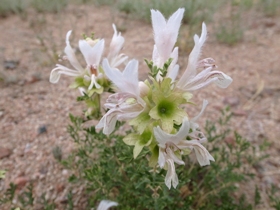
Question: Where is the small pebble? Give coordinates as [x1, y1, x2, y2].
[38, 125, 47, 134]
[62, 169, 68, 176]
[4, 60, 19, 70]
[0, 147, 12, 159]
[14, 176, 29, 189]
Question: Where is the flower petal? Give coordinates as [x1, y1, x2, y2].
[107, 24, 126, 67]
[97, 200, 118, 210]
[49, 64, 80, 83]
[191, 99, 208, 125]
[111, 53, 128, 68]
[64, 30, 84, 72]
[96, 109, 118, 135]
[177, 23, 207, 88]
[166, 148, 184, 165]
[79, 38, 104, 67]
[165, 159, 179, 189]
[158, 149, 166, 168]
[167, 64, 179, 82]
[153, 117, 190, 146]
[181, 140, 214, 166]
[152, 45, 160, 67]
[151, 8, 184, 67]
[88, 74, 101, 90]
[183, 69, 233, 91]
[102, 59, 139, 97]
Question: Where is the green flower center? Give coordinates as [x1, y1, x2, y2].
[157, 99, 175, 117]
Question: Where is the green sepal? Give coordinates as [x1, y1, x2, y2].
[69, 77, 84, 89]
[133, 141, 145, 159]
[149, 144, 159, 167]
[160, 77, 173, 95]
[129, 111, 151, 134]
[182, 92, 193, 102]
[124, 130, 153, 159]
[182, 147, 192, 156]
[87, 86, 104, 96]
[123, 134, 139, 146]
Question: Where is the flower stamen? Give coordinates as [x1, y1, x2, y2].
[90, 65, 98, 76]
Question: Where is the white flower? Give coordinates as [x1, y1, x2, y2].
[97, 200, 118, 210]
[153, 117, 214, 189]
[49, 30, 104, 91]
[96, 59, 145, 135]
[107, 24, 128, 68]
[177, 23, 233, 91]
[151, 8, 184, 81]
[50, 25, 127, 92]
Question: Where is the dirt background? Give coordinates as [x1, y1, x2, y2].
[0, 4, 280, 210]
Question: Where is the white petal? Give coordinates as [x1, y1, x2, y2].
[153, 117, 190, 146]
[191, 99, 208, 124]
[184, 70, 233, 91]
[49, 68, 61, 83]
[96, 109, 118, 135]
[108, 24, 125, 65]
[88, 74, 101, 90]
[153, 126, 169, 146]
[122, 59, 139, 91]
[152, 45, 160, 67]
[102, 59, 140, 97]
[189, 140, 215, 166]
[49, 64, 80, 83]
[110, 54, 128, 68]
[167, 64, 179, 82]
[166, 47, 179, 81]
[165, 159, 178, 189]
[166, 148, 185, 165]
[79, 39, 104, 67]
[64, 30, 84, 72]
[152, 8, 184, 67]
[168, 47, 179, 69]
[158, 149, 166, 168]
[78, 87, 86, 95]
[213, 71, 233, 88]
[177, 23, 208, 88]
[97, 200, 118, 210]
[174, 117, 191, 141]
[151, 9, 166, 39]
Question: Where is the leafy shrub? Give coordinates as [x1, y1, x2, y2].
[58, 107, 273, 209]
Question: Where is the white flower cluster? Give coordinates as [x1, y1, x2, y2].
[50, 8, 232, 190]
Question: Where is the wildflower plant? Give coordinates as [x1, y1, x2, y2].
[50, 7, 234, 207]
[50, 24, 128, 117]
[93, 8, 231, 189]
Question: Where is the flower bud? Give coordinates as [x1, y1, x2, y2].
[138, 81, 149, 97]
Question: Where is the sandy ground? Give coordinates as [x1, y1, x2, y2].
[0, 4, 280, 210]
